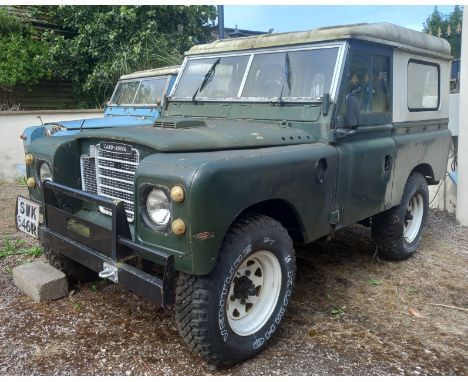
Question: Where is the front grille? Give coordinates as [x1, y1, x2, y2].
[80, 143, 139, 222]
[80, 155, 97, 195]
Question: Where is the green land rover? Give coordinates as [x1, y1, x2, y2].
[17, 23, 452, 365]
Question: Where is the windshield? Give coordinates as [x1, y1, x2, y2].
[110, 76, 168, 105]
[173, 55, 250, 98]
[172, 45, 341, 101]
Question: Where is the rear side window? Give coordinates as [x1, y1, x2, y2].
[407, 60, 440, 111]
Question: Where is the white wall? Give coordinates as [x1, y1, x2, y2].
[456, 9, 468, 225]
[448, 92, 459, 136]
[429, 145, 457, 213]
[0, 110, 101, 180]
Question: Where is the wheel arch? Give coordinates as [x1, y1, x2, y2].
[234, 199, 306, 243]
[412, 163, 437, 185]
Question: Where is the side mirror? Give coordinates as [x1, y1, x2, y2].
[346, 93, 360, 128]
[321, 93, 330, 115]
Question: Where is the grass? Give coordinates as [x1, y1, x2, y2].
[0, 237, 44, 260]
[15, 176, 27, 186]
[20, 245, 44, 258]
[0, 238, 25, 258]
[331, 306, 346, 315]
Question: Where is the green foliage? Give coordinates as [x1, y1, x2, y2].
[367, 278, 383, 286]
[0, 5, 215, 107]
[40, 5, 217, 107]
[0, 235, 44, 259]
[20, 245, 44, 258]
[15, 176, 27, 186]
[0, 8, 50, 88]
[331, 306, 346, 315]
[423, 5, 463, 58]
[0, 237, 25, 258]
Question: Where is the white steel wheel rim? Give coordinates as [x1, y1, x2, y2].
[404, 193, 424, 244]
[226, 250, 282, 336]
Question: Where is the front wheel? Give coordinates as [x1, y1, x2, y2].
[372, 172, 429, 261]
[175, 214, 296, 366]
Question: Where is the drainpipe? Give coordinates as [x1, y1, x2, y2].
[457, 9, 468, 225]
[217, 5, 225, 40]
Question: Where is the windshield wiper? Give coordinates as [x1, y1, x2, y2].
[192, 58, 221, 104]
[277, 53, 291, 105]
[285, 52, 291, 93]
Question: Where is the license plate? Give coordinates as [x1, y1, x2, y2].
[16, 196, 41, 238]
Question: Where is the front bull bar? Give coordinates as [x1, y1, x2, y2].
[39, 180, 175, 307]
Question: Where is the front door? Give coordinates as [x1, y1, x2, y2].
[333, 43, 396, 228]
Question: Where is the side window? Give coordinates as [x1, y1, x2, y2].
[372, 55, 390, 113]
[339, 52, 391, 127]
[407, 60, 439, 111]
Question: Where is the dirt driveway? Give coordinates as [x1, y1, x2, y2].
[0, 182, 467, 375]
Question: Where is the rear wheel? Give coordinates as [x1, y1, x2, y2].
[372, 172, 429, 261]
[175, 214, 296, 366]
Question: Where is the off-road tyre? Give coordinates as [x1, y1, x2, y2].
[372, 172, 429, 261]
[45, 249, 98, 284]
[175, 214, 296, 366]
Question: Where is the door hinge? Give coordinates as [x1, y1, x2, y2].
[330, 210, 340, 225]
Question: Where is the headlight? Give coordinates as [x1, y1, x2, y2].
[146, 188, 170, 226]
[39, 162, 52, 182]
[44, 125, 62, 136]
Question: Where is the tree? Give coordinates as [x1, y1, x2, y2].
[0, 8, 49, 88]
[38, 5, 217, 107]
[423, 5, 463, 58]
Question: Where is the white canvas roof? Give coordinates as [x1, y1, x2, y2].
[187, 23, 451, 60]
[120, 65, 180, 80]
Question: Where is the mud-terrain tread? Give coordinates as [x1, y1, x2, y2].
[45, 249, 97, 284]
[175, 214, 293, 366]
[372, 172, 429, 261]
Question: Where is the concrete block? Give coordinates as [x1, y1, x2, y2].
[13, 261, 68, 303]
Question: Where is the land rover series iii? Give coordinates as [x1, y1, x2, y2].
[17, 23, 451, 365]
[21, 65, 179, 151]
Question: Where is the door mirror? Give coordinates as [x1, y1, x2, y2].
[346, 93, 360, 128]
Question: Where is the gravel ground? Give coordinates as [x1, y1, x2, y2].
[0, 182, 467, 376]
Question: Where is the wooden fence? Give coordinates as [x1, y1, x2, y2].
[0, 80, 79, 111]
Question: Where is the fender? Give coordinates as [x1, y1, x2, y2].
[135, 144, 338, 275]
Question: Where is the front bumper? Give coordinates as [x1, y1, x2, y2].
[40, 180, 175, 307]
